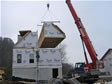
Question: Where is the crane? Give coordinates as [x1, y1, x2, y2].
[65, 0, 105, 83]
[66, 0, 103, 71]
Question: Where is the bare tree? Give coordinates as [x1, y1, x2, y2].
[0, 37, 14, 78]
[58, 44, 67, 63]
[58, 44, 74, 76]
[62, 63, 73, 76]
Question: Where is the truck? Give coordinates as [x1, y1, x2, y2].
[66, 0, 104, 83]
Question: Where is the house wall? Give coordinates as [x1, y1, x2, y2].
[13, 67, 62, 80]
[13, 49, 37, 68]
[38, 67, 62, 80]
[13, 48, 62, 80]
[39, 48, 62, 67]
[101, 51, 112, 75]
[16, 32, 38, 48]
[13, 67, 37, 80]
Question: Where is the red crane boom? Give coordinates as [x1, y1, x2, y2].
[66, 0, 98, 69]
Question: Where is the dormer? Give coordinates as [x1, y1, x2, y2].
[14, 30, 38, 48]
[18, 30, 31, 41]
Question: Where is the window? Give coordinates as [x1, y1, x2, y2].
[17, 54, 22, 63]
[29, 54, 34, 63]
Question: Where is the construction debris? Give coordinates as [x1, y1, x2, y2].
[94, 79, 107, 84]
[94, 80, 112, 84]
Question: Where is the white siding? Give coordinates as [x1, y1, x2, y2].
[13, 48, 62, 80]
[16, 32, 38, 48]
[102, 50, 112, 75]
[44, 23, 64, 37]
[39, 48, 62, 68]
[13, 67, 37, 80]
[13, 49, 37, 68]
[13, 67, 62, 80]
[13, 48, 62, 68]
[13, 31, 62, 80]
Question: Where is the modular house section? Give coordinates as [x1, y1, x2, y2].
[13, 27, 64, 81]
[38, 22, 66, 48]
[13, 48, 62, 80]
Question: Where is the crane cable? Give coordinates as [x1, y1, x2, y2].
[40, 1, 58, 22]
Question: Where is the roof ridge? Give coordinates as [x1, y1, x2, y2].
[101, 48, 112, 60]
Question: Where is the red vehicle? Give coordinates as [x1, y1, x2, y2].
[66, 0, 104, 82]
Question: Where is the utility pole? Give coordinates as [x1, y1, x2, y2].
[32, 48, 40, 84]
[36, 50, 40, 84]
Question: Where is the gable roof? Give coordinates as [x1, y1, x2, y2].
[19, 30, 31, 36]
[52, 23, 66, 37]
[101, 48, 112, 61]
[14, 30, 31, 47]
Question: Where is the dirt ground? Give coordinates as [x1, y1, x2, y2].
[0, 80, 24, 84]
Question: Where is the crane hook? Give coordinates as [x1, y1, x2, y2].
[47, 3, 50, 10]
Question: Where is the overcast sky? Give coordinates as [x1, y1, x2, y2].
[1, 0, 112, 65]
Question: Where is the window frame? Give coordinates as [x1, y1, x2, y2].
[17, 54, 22, 63]
[29, 53, 34, 63]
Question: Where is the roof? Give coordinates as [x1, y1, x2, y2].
[101, 48, 112, 61]
[19, 30, 31, 36]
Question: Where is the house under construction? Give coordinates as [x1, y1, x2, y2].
[12, 22, 66, 82]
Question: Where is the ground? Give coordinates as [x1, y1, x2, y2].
[0, 80, 24, 84]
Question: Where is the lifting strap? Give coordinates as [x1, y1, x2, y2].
[40, 2, 59, 23]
